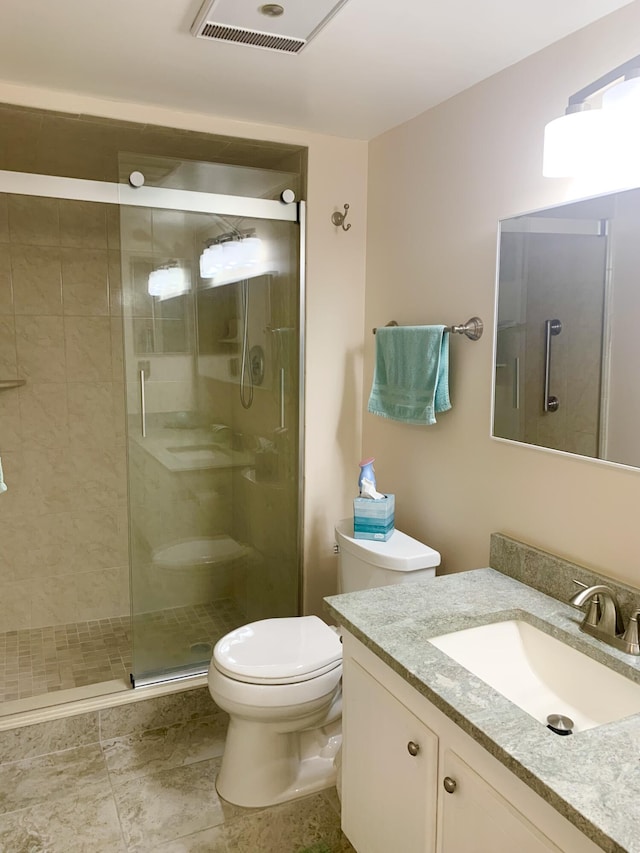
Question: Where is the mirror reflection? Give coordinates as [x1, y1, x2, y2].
[493, 186, 640, 470]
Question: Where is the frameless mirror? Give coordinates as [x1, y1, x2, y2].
[493, 186, 640, 470]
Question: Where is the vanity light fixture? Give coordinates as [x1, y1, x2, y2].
[147, 262, 190, 300]
[199, 232, 265, 288]
[543, 53, 640, 178]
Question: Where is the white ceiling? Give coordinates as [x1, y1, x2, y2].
[0, 0, 633, 140]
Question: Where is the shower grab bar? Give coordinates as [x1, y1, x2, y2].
[139, 369, 147, 438]
[372, 317, 483, 341]
[543, 319, 562, 413]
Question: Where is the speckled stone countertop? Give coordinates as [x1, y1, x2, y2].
[325, 568, 640, 853]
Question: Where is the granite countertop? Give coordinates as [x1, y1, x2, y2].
[325, 568, 640, 853]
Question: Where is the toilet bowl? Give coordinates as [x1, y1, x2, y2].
[208, 615, 343, 807]
[208, 521, 440, 807]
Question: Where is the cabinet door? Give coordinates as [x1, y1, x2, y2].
[439, 749, 563, 853]
[342, 658, 438, 853]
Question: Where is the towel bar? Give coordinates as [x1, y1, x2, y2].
[372, 317, 483, 341]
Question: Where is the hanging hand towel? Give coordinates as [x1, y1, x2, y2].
[367, 325, 451, 425]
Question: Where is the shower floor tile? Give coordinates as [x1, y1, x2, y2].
[0, 600, 245, 704]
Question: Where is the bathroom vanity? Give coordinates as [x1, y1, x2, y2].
[325, 566, 640, 853]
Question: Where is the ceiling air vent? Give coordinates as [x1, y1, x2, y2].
[191, 0, 350, 55]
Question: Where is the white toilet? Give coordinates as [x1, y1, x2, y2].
[207, 518, 441, 807]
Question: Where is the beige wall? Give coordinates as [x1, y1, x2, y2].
[364, 1, 640, 588]
[0, 79, 369, 618]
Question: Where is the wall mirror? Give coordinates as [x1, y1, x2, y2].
[493, 186, 640, 470]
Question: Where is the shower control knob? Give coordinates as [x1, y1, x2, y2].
[443, 776, 457, 794]
[407, 741, 420, 756]
[128, 171, 145, 188]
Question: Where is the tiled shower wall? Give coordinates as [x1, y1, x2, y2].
[0, 193, 129, 630]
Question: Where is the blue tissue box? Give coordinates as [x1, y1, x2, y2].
[353, 494, 395, 541]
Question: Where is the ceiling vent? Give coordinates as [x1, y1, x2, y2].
[191, 0, 350, 55]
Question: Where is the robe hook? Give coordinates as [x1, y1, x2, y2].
[331, 203, 351, 231]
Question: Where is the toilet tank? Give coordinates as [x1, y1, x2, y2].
[334, 518, 440, 593]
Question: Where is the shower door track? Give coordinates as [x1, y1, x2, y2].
[0, 169, 299, 222]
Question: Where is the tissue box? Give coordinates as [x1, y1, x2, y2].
[353, 494, 395, 541]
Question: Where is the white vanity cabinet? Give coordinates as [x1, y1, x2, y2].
[341, 631, 603, 853]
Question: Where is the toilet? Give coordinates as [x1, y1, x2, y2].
[207, 518, 441, 807]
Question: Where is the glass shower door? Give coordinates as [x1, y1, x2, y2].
[120, 183, 303, 686]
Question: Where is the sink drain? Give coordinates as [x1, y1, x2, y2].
[546, 714, 574, 736]
[190, 642, 213, 657]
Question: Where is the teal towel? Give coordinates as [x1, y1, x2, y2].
[367, 325, 451, 425]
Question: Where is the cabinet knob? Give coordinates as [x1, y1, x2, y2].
[443, 776, 457, 794]
[407, 741, 420, 756]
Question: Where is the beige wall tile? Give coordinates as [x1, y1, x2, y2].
[151, 209, 192, 258]
[0, 389, 21, 450]
[0, 579, 31, 630]
[30, 572, 78, 628]
[0, 195, 9, 243]
[18, 383, 69, 449]
[120, 208, 152, 254]
[15, 315, 66, 382]
[110, 317, 124, 381]
[67, 381, 116, 447]
[11, 245, 63, 315]
[64, 316, 112, 381]
[23, 447, 74, 515]
[66, 444, 123, 509]
[106, 206, 121, 252]
[61, 248, 109, 316]
[108, 251, 122, 316]
[0, 451, 43, 520]
[112, 382, 126, 446]
[0, 244, 13, 312]
[59, 200, 107, 249]
[0, 315, 17, 376]
[75, 566, 128, 621]
[8, 195, 59, 247]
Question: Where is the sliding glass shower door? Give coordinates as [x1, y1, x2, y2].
[120, 179, 304, 686]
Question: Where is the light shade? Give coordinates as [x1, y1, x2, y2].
[148, 265, 190, 300]
[542, 107, 605, 178]
[199, 236, 265, 288]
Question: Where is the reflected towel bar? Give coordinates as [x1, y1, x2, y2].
[0, 379, 26, 390]
[372, 317, 483, 341]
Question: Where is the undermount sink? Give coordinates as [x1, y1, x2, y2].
[429, 619, 640, 732]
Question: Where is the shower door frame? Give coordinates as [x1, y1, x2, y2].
[0, 168, 306, 688]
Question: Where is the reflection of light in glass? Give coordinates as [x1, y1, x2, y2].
[199, 243, 224, 278]
[199, 236, 266, 288]
[147, 264, 190, 300]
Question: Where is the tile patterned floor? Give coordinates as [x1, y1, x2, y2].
[0, 711, 355, 852]
[0, 600, 245, 702]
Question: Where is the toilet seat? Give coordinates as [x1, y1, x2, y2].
[214, 615, 342, 685]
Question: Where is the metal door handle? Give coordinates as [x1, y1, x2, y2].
[139, 369, 147, 437]
[543, 319, 562, 413]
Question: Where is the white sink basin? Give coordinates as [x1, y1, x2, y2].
[429, 619, 640, 732]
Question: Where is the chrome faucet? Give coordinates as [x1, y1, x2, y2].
[569, 581, 640, 655]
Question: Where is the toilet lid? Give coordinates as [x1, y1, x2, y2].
[214, 616, 343, 685]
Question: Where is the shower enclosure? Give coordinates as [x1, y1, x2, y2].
[0, 157, 304, 706]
